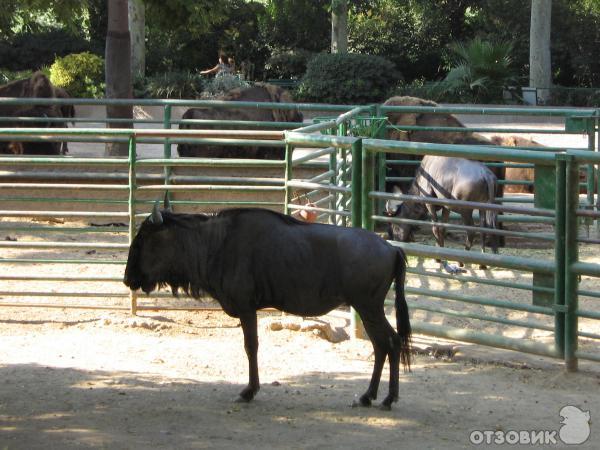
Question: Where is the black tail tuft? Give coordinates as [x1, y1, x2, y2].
[394, 248, 412, 371]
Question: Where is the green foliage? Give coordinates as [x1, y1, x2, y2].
[348, 0, 479, 82]
[0, 0, 88, 38]
[263, 49, 314, 80]
[296, 53, 401, 104]
[260, 0, 330, 52]
[435, 38, 520, 103]
[0, 29, 92, 71]
[49, 52, 104, 98]
[201, 74, 251, 98]
[141, 71, 205, 99]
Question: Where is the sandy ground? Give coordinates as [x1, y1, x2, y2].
[1, 307, 599, 450]
[1, 109, 598, 448]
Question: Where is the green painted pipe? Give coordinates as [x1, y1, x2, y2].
[405, 267, 554, 293]
[391, 241, 555, 274]
[411, 322, 558, 358]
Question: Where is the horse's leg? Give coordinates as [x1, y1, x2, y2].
[355, 307, 401, 410]
[237, 311, 260, 402]
[478, 208, 489, 269]
[427, 206, 443, 264]
[432, 207, 463, 274]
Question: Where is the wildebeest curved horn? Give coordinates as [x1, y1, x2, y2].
[163, 192, 172, 212]
[150, 201, 163, 225]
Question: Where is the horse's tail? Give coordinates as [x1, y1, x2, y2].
[485, 174, 499, 253]
[394, 248, 412, 371]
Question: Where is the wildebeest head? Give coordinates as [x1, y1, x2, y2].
[123, 199, 203, 295]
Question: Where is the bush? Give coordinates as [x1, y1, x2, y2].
[263, 49, 314, 80]
[50, 52, 104, 98]
[0, 30, 93, 72]
[295, 53, 401, 104]
[141, 71, 205, 99]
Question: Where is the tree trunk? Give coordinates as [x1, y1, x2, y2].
[331, 0, 348, 54]
[128, 0, 145, 80]
[529, 0, 552, 104]
[105, 0, 133, 157]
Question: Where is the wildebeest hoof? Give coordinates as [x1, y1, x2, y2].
[237, 386, 258, 402]
[458, 261, 465, 267]
[379, 403, 392, 411]
[478, 264, 488, 270]
[356, 394, 373, 407]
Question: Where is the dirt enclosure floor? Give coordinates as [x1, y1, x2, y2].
[1, 306, 599, 450]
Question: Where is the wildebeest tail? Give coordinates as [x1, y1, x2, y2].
[394, 248, 412, 371]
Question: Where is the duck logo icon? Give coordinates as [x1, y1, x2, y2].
[559, 406, 591, 445]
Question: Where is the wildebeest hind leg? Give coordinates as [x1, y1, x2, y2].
[237, 311, 260, 402]
[356, 309, 401, 410]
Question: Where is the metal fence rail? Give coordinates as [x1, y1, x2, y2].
[0, 98, 599, 371]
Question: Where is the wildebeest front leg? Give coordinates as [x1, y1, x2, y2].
[237, 311, 260, 402]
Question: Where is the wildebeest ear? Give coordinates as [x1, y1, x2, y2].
[163, 192, 172, 212]
[150, 201, 163, 225]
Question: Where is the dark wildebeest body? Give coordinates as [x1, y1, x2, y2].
[177, 83, 303, 159]
[0, 72, 73, 155]
[124, 207, 411, 409]
[387, 156, 499, 273]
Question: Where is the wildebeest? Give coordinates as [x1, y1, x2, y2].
[386, 156, 499, 273]
[124, 206, 411, 409]
[0, 72, 73, 155]
[177, 83, 303, 159]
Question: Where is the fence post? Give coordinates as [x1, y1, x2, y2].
[361, 146, 375, 232]
[128, 135, 138, 315]
[284, 143, 293, 215]
[351, 139, 362, 229]
[554, 155, 567, 358]
[564, 154, 579, 371]
[351, 138, 365, 338]
[163, 104, 172, 208]
[338, 122, 348, 226]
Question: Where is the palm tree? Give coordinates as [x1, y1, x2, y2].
[439, 38, 519, 104]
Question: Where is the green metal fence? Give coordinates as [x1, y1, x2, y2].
[1, 97, 599, 371]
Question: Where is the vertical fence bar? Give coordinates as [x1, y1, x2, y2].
[284, 143, 293, 215]
[586, 126, 595, 212]
[128, 135, 138, 315]
[329, 137, 338, 225]
[554, 155, 567, 358]
[338, 122, 348, 226]
[351, 138, 365, 338]
[564, 155, 579, 371]
[361, 147, 375, 231]
[163, 105, 173, 207]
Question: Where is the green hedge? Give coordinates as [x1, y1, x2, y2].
[0, 30, 93, 72]
[263, 49, 314, 80]
[296, 53, 401, 104]
[49, 52, 105, 98]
